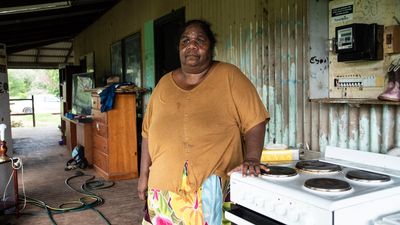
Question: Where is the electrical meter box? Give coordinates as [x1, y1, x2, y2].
[335, 23, 383, 62]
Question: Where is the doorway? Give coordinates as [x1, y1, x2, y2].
[154, 7, 185, 84]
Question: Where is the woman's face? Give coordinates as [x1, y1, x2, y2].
[179, 24, 212, 70]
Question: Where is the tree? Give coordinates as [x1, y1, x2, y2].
[8, 69, 59, 98]
[8, 70, 32, 98]
[46, 70, 59, 96]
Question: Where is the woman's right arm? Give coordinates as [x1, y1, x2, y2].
[138, 137, 151, 201]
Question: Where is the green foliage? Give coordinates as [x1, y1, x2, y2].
[47, 70, 60, 96]
[8, 69, 59, 98]
[8, 70, 32, 98]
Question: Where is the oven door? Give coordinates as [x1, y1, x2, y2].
[225, 205, 285, 225]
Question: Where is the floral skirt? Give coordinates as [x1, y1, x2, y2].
[142, 162, 231, 225]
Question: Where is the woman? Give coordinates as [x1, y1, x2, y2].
[138, 19, 269, 225]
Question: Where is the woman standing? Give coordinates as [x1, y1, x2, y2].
[138, 19, 269, 225]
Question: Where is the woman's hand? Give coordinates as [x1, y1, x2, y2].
[228, 121, 268, 177]
[137, 175, 148, 201]
[228, 158, 269, 177]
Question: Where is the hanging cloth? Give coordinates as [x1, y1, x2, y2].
[99, 84, 117, 112]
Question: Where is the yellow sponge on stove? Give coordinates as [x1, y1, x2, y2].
[261, 144, 299, 162]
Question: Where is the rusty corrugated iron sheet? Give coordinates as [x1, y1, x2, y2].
[185, 0, 400, 153]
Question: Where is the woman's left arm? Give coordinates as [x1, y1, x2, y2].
[228, 120, 269, 177]
[226, 64, 270, 176]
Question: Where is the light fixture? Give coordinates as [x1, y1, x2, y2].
[0, 1, 71, 15]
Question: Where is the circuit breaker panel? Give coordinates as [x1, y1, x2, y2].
[329, 71, 385, 98]
[328, 22, 386, 99]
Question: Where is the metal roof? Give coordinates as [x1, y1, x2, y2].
[7, 41, 74, 69]
[0, 0, 120, 69]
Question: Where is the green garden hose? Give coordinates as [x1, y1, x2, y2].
[20, 171, 115, 225]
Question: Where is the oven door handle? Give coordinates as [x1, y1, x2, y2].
[225, 205, 285, 225]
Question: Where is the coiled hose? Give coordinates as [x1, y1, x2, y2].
[21, 171, 115, 225]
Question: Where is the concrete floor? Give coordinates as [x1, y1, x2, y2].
[0, 127, 144, 225]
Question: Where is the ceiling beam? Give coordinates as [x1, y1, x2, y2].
[10, 54, 72, 58]
[13, 47, 72, 52]
[7, 61, 66, 69]
[0, 19, 90, 38]
[7, 36, 74, 53]
[0, 8, 105, 26]
[0, 0, 120, 68]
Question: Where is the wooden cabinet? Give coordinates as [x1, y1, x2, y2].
[62, 116, 93, 165]
[64, 118, 77, 152]
[59, 65, 81, 143]
[91, 93, 138, 180]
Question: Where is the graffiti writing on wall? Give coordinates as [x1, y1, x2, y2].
[310, 56, 328, 65]
[309, 56, 328, 78]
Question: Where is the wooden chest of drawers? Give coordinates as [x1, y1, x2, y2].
[91, 93, 138, 180]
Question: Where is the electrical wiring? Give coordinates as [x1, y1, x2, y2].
[2, 157, 26, 211]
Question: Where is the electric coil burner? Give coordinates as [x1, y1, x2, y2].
[346, 169, 391, 183]
[296, 160, 341, 173]
[227, 146, 400, 225]
[261, 166, 297, 178]
[304, 178, 352, 192]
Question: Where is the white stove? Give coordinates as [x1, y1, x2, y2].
[226, 146, 400, 225]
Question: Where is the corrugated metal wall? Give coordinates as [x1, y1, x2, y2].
[325, 0, 400, 154]
[77, 0, 400, 154]
[186, 0, 400, 153]
[187, 0, 310, 149]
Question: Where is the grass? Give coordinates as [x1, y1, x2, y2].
[11, 113, 61, 128]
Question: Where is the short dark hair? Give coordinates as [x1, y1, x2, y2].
[178, 19, 217, 52]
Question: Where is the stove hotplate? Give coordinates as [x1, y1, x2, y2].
[304, 178, 352, 192]
[261, 166, 297, 178]
[233, 160, 400, 203]
[296, 160, 342, 173]
[229, 147, 400, 225]
[345, 169, 391, 183]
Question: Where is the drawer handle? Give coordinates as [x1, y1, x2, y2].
[96, 123, 100, 131]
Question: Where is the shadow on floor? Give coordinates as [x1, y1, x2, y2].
[1, 127, 143, 225]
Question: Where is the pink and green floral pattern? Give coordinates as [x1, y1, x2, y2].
[142, 161, 230, 225]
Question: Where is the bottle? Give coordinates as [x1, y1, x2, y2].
[0, 140, 10, 163]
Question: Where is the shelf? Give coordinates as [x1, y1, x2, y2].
[310, 98, 400, 106]
[61, 116, 92, 124]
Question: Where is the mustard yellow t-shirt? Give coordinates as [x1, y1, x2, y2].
[142, 62, 269, 193]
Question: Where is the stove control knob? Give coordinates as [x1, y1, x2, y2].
[275, 204, 287, 216]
